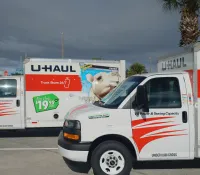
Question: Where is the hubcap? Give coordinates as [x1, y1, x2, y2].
[99, 150, 125, 175]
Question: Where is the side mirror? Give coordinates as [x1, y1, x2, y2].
[134, 85, 149, 112]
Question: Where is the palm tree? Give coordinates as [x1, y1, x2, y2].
[126, 62, 147, 77]
[159, 0, 200, 47]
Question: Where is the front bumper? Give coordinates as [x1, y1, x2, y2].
[58, 131, 91, 162]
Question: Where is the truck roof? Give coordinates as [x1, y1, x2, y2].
[132, 71, 188, 78]
[0, 75, 23, 78]
[24, 58, 125, 64]
[157, 50, 192, 61]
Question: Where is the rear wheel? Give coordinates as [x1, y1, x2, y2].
[91, 140, 133, 175]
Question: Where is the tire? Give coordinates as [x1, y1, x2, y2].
[91, 140, 133, 175]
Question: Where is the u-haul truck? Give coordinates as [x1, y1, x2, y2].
[0, 58, 126, 130]
[57, 42, 200, 175]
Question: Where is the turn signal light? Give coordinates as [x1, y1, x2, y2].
[63, 132, 80, 140]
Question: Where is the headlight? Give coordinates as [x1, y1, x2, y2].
[63, 120, 81, 141]
[63, 120, 81, 130]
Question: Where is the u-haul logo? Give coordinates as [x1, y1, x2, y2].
[161, 57, 187, 71]
[31, 65, 76, 73]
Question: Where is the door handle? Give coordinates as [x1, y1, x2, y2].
[182, 111, 187, 123]
[16, 99, 20, 107]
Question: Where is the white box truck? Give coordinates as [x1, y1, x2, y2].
[0, 58, 126, 130]
[57, 43, 200, 175]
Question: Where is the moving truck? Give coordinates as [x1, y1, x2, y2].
[57, 42, 200, 175]
[0, 58, 126, 130]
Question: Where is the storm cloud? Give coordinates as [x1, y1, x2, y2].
[0, 0, 182, 73]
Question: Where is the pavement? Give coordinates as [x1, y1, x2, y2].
[0, 128, 200, 175]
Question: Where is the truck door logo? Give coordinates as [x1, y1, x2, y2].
[132, 116, 187, 153]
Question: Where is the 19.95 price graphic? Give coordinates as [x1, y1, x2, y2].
[33, 94, 59, 113]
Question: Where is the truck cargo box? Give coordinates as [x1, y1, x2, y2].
[0, 58, 126, 129]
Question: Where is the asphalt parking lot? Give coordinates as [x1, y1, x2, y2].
[0, 128, 200, 175]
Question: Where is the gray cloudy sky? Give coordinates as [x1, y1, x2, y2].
[0, 0, 183, 73]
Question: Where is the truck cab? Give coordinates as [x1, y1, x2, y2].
[0, 75, 25, 130]
[58, 72, 196, 175]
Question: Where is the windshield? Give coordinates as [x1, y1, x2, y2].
[94, 75, 146, 108]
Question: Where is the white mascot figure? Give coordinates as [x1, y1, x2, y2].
[86, 72, 120, 102]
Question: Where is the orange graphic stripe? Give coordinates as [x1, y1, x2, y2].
[0, 103, 16, 117]
[132, 116, 186, 153]
[69, 104, 89, 116]
[140, 121, 173, 127]
[0, 108, 13, 111]
[132, 116, 174, 127]
[0, 103, 12, 105]
[0, 113, 17, 117]
[197, 70, 200, 97]
[133, 133, 186, 153]
[151, 129, 186, 136]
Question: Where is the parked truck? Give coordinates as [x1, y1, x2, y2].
[0, 58, 126, 130]
[57, 42, 200, 175]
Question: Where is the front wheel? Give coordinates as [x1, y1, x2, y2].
[91, 140, 133, 175]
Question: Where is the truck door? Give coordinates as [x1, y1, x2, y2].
[0, 77, 22, 129]
[131, 75, 190, 160]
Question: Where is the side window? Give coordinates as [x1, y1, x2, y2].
[0, 79, 17, 98]
[145, 77, 182, 108]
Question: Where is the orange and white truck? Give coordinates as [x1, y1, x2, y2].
[0, 58, 126, 130]
[57, 43, 200, 175]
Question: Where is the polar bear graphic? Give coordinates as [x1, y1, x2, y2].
[86, 71, 120, 101]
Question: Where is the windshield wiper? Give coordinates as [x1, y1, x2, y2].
[92, 100, 106, 107]
[100, 100, 105, 105]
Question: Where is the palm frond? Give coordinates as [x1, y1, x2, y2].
[158, 0, 200, 47]
[185, 0, 200, 13]
[158, 0, 182, 11]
